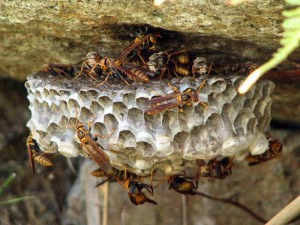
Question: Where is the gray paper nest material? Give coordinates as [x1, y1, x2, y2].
[26, 73, 274, 175]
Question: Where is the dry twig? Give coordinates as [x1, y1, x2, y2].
[266, 195, 300, 225]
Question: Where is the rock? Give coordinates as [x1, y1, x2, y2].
[1, 0, 298, 80]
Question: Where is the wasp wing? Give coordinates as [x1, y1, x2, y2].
[123, 62, 156, 77]
[147, 93, 181, 105]
[145, 102, 181, 115]
[117, 38, 143, 61]
[111, 62, 149, 82]
[26, 137, 35, 175]
[145, 93, 181, 114]
[82, 135, 112, 173]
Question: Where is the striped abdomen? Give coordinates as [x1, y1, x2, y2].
[32, 151, 53, 167]
[175, 65, 190, 76]
[128, 68, 149, 82]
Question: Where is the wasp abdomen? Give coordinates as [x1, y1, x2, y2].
[175, 65, 190, 77]
[129, 68, 149, 82]
[177, 53, 190, 65]
[32, 151, 53, 167]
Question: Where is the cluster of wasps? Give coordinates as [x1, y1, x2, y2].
[40, 33, 258, 116]
[40, 33, 213, 117]
[31, 33, 282, 205]
[40, 33, 210, 83]
[27, 128, 282, 205]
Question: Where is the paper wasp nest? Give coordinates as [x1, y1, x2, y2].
[26, 73, 274, 175]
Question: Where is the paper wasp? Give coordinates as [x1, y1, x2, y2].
[168, 175, 198, 195]
[211, 62, 258, 75]
[91, 167, 156, 205]
[145, 80, 207, 115]
[128, 191, 157, 205]
[26, 133, 53, 175]
[126, 179, 157, 205]
[124, 168, 157, 206]
[197, 157, 233, 179]
[75, 34, 158, 85]
[214, 158, 233, 178]
[77, 122, 156, 205]
[117, 33, 161, 65]
[76, 122, 114, 173]
[75, 52, 103, 80]
[90, 166, 139, 187]
[245, 137, 282, 166]
[174, 51, 191, 77]
[39, 63, 76, 76]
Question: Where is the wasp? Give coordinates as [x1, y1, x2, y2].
[91, 168, 156, 205]
[212, 158, 233, 179]
[126, 180, 157, 205]
[145, 80, 207, 115]
[76, 122, 114, 173]
[147, 50, 191, 79]
[128, 191, 157, 205]
[97, 57, 154, 86]
[245, 137, 282, 166]
[90, 166, 139, 187]
[91, 166, 156, 205]
[39, 63, 76, 76]
[75, 34, 158, 84]
[26, 133, 53, 175]
[211, 62, 258, 75]
[76, 119, 156, 206]
[192, 57, 210, 76]
[174, 52, 191, 77]
[117, 33, 161, 65]
[168, 175, 198, 195]
[197, 158, 233, 179]
[76, 51, 155, 86]
[75, 52, 103, 80]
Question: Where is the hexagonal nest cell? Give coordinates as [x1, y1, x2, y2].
[26, 72, 274, 175]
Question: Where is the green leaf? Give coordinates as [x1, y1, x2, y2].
[285, 0, 300, 6]
[0, 173, 16, 196]
[282, 7, 300, 17]
[0, 196, 35, 206]
[282, 17, 300, 28]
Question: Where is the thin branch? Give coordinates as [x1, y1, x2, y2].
[102, 182, 109, 225]
[0, 196, 35, 206]
[194, 191, 267, 224]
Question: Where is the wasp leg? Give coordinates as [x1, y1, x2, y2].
[95, 177, 113, 187]
[74, 61, 88, 79]
[96, 71, 113, 87]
